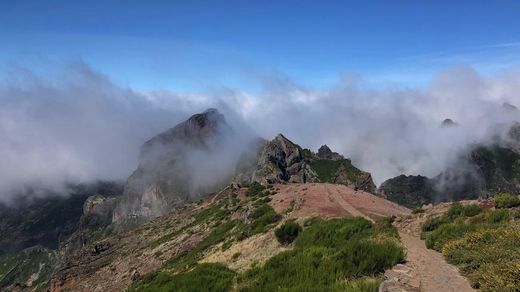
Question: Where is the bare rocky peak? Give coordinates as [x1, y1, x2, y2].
[317, 144, 344, 160]
[140, 108, 228, 158]
[113, 109, 232, 225]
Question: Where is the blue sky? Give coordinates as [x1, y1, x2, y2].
[1, 0, 520, 90]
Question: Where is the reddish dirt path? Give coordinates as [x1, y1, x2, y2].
[269, 183, 410, 220]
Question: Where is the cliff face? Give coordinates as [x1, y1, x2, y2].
[112, 109, 233, 224]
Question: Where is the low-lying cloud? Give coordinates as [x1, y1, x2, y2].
[0, 62, 519, 202]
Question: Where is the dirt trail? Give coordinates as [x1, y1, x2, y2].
[382, 217, 475, 292]
[327, 188, 374, 222]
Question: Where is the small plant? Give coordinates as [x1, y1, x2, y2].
[275, 221, 302, 245]
[494, 193, 520, 209]
[412, 207, 425, 214]
[232, 252, 241, 260]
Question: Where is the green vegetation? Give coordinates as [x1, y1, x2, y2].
[421, 203, 520, 290]
[133, 215, 403, 292]
[494, 193, 520, 209]
[412, 207, 425, 214]
[473, 145, 520, 181]
[236, 202, 282, 240]
[237, 217, 404, 291]
[274, 221, 302, 245]
[165, 220, 238, 271]
[0, 248, 57, 291]
[310, 159, 361, 183]
[246, 182, 267, 197]
[129, 263, 236, 292]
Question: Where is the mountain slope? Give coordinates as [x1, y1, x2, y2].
[380, 123, 520, 208]
[51, 183, 409, 291]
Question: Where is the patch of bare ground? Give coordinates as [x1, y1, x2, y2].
[269, 183, 410, 220]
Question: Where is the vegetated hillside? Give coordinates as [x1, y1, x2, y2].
[379, 122, 520, 209]
[405, 195, 520, 291]
[51, 183, 408, 291]
[0, 181, 123, 291]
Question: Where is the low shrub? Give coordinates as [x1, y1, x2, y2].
[275, 221, 302, 245]
[246, 182, 267, 197]
[421, 216, 449, 232]
[412, 207, 425, 214]
[295, 217, 373, 248]
[446, 203, 481, 219]
[129, 263, 236, 292]
[494, 193, 520, 209]
[425, 220, 477, 251]
[235, 203, 281, 240]
[486, 209, 510, 223]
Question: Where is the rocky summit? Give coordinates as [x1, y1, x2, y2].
[112, 109, 233, 225]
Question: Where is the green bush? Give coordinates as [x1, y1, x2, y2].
[445, 203, 481, 218]
[462, 204, 482, 217]
[425, 220, 477, 251]
[421, 216, 450, 232]
[129, 263, 235, 292]
[494, 193, 520, 209]
[246, 182, 266, 197]
[235, 203, 281, 240]
[295, 217, 373, 248]
[412, 207, 425, 214]
[275, 221, 302, 245]
[486, 209, 510, 223]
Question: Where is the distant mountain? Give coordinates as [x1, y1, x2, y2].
[380, 122, 520, 208]
[112, 109, 234, 225]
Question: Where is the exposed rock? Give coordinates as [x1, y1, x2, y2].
[316, 145, 344, 160]
[251, 134, 318, 184]
[113, 109, 234, 225]
[0, 181, 122, 254]
[235, 134, 376, 193]
[80, 195, 117, 230]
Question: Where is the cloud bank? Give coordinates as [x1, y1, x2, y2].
[0, 63, 519, 201]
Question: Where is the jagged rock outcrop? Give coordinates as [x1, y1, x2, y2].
[112, 109, 234, 225]
[250, 134, 318, 184]
[80, 195, 117, 231]
[316, 144, 344, 160]
[235, 135, 376, 193]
